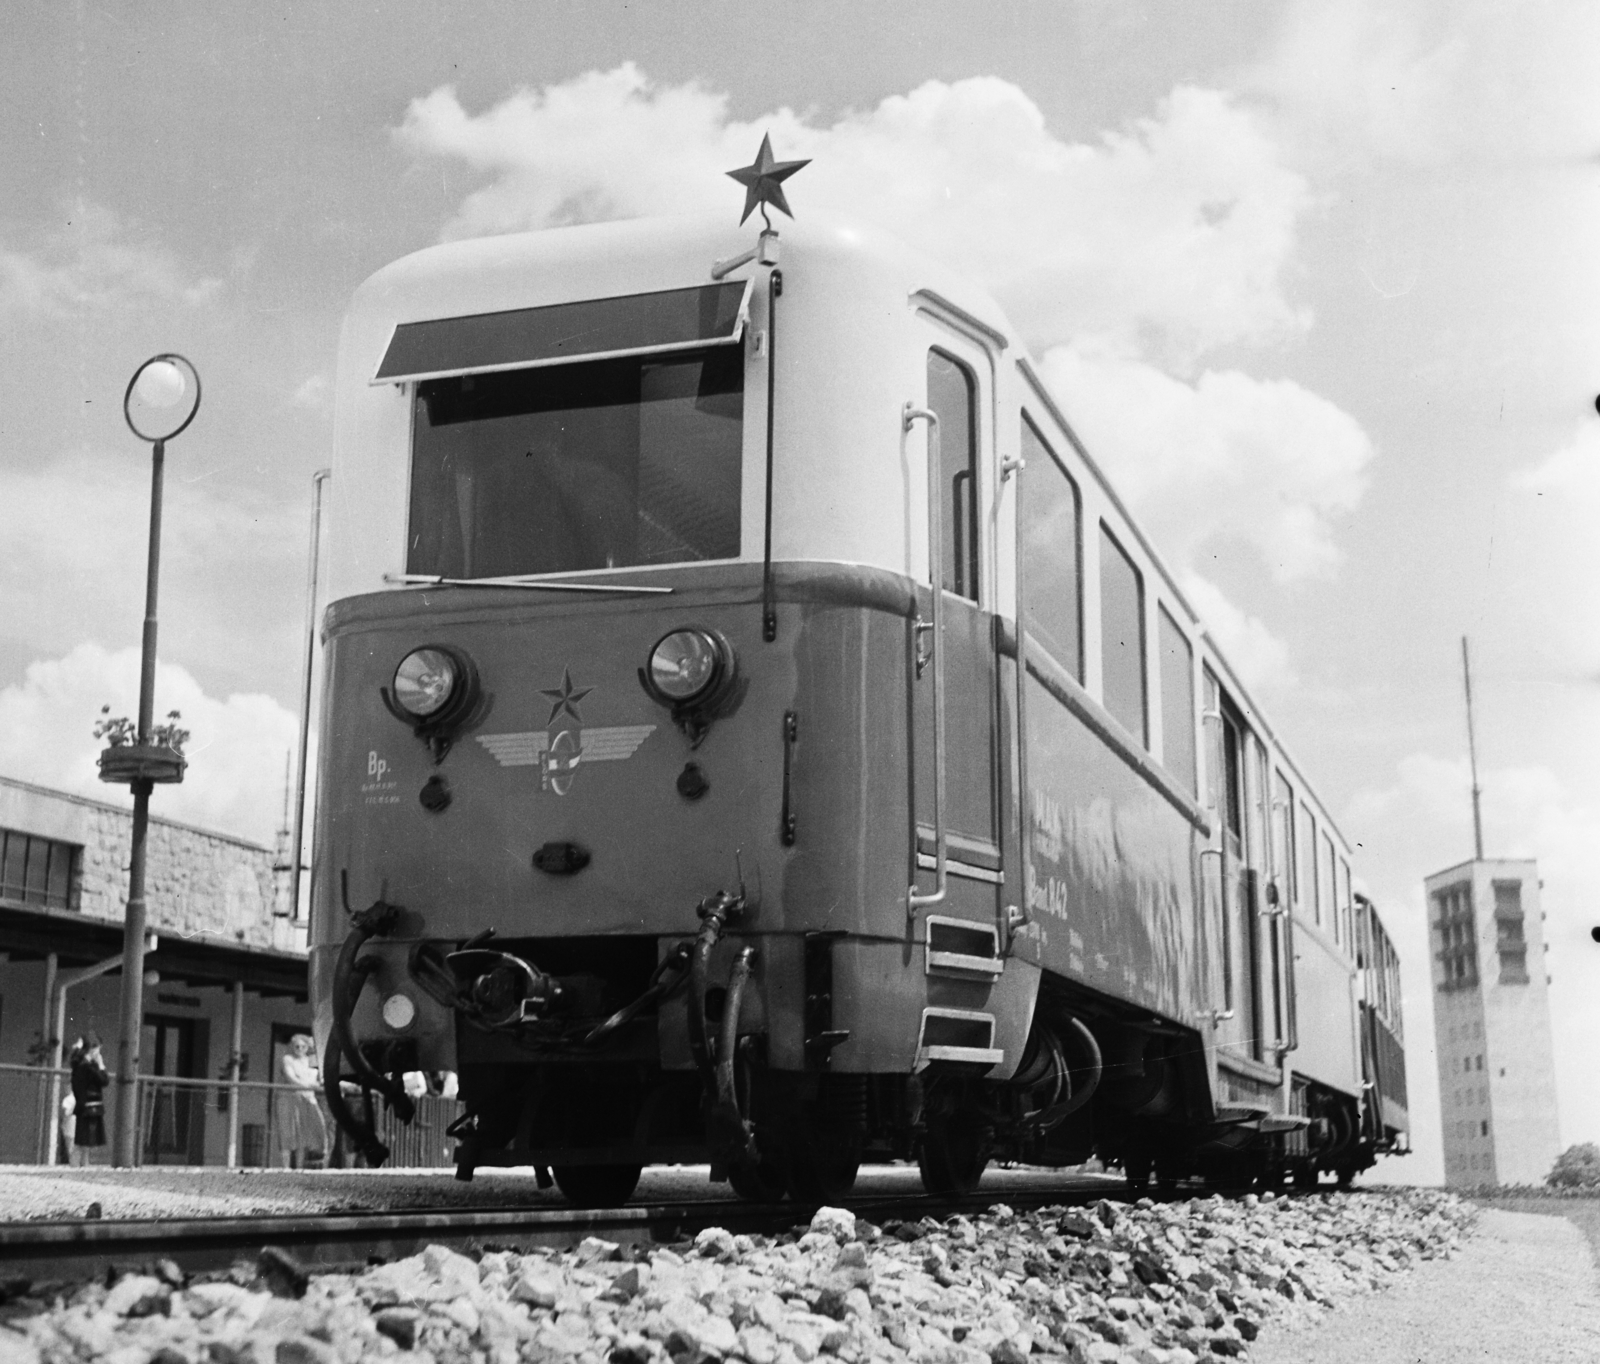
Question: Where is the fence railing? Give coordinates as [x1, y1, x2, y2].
[0, 1062, 463, 1170]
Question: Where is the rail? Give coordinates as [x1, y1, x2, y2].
[0, 1062, 462, 1169]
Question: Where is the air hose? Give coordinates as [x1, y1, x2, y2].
[708, 946, 759, 1169]
[687, 888, 743, 1073]
[324, 893, 415, 1167]
[1026, 1016, 1103, 1131]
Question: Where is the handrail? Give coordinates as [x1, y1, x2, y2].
[905, 403, 947, 916]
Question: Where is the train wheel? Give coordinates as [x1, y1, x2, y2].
[1293, 1164, 1319, 1190]
[919, 1112, 989, 1196]
[1123, 1149, 1152, 1194]
[728, 1150, 788, 1202]
[551, 1164, 642, 1208]
[783, 1138, 860, 1205]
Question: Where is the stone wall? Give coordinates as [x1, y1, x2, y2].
[0, 776, 287, 946]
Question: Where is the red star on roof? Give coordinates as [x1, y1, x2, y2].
[726, 133, 811, 226]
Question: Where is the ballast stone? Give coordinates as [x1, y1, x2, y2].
[0, 1190, 1474, 1364]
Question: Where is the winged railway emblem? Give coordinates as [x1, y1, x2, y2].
[476, 667, 654, 795]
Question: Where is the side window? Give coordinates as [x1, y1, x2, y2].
[1020, 415, 1081, 679]
[1321, 832, 1337, 940]
[1274, 771, 1296, 906]
[1158, 606, 1196, 796]
[1337, 855, 1352, 950]
[1099, 524, 1147, 746]
[1300, 803, 1319, 923]
[927, 350, 978, 601]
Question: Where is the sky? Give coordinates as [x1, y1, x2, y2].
[1, 1, 1597, 1184]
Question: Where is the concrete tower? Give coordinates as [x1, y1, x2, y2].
[1428, 858, 1560, 1187]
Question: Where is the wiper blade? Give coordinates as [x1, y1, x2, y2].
[384, 573, 673, 596]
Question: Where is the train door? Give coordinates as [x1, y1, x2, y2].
[1270, 768, 1300, 1061]
[1203, 673, 1262, 1062]
[1254, 739, 1286, 1059]
[910, 334, 1005, 948]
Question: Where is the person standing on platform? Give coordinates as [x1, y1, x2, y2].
[278, 1033, 327, 1169]
[69, 1037, 108, 1166]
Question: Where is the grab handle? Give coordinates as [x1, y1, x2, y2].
[905, 403, 947, 915]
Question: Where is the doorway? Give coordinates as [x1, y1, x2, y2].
[141, 1013, 208, 1164]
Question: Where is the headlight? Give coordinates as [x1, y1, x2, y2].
[381, 994, 416, 1030]
[393, 647, 459, 718]
[647, 629, 728, 704]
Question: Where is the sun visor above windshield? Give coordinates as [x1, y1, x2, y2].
[371, 280, 752, 384]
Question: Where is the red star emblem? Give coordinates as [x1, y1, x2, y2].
[726, 133, 811, 226]
[540, 668, 593, 726]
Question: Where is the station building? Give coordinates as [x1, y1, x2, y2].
[1428, 857, 1561, 1187]
[0, 774, 312, 1165]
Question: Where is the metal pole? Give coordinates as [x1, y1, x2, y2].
[227, 980, 244, 1168]
[112, 437, 165, 1167]
[289, 470, 330, 923]
[1461, 636, 1485, 861]
[37, 951, 57, 1164]
[45, 982, 68, 1166]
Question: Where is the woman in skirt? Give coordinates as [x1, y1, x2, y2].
[278, 1033, 327, 1168]
[69, 1038, 109, 1162]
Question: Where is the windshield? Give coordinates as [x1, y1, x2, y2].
[407, 346, 743, 579]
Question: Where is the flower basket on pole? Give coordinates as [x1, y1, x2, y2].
[97, 744, 187, 786]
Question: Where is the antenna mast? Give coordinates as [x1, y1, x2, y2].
[1461, 636, 1485, 860]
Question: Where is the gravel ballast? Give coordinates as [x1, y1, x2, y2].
[0, 1189, 1474, 1364]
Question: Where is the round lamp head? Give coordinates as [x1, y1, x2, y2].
[124, 353, 201, 442]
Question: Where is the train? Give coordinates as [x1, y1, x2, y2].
[308, 200, 1409, 1205]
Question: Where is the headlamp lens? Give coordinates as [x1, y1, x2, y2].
[649, 630, 721, 702]
[393, 648, 459, 717]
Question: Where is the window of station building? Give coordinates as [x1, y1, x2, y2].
[1432, 882, 1478, 990]
[928, 350, 980, 602]
[1492, 880, 1530, 985]
[1099, 524, 1147, 745]
[0, 829, 80, 911]
[1157, 606, 1196, 795]
[1019, 415, 1081, 679]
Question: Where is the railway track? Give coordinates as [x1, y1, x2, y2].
[0, 1173, 1129, 1283]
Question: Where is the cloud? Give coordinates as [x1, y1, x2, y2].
[0, 643, 299, 845]
[1251, 0, 1600, 169]
[0, 200, 221, 317]
[1037, 347, 1374, 582]
[0, 446, 303, 686]
[1512, 421, 1600, 501]
[396, 67, 1312, 364]
[1180, 574, 1297, 692]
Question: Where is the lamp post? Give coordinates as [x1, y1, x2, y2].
[102, 354, 201, 1167]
